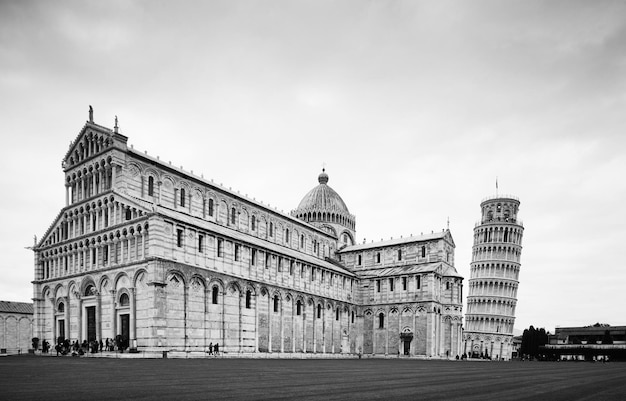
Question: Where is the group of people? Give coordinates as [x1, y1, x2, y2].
[207, 342, 220, 356]
[40, 336, 129, 356]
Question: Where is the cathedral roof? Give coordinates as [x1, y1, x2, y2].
[339, 230, 455, 252]
[296, 169, 350, 214]
[355, 262, 463, 279]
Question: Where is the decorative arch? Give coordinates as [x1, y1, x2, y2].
[113, 272, 131, 291]
[53, 283, 66, 299]
[133, 269, 149, 288]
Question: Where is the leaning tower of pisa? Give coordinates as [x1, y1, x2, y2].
[463, 195, 524, 360]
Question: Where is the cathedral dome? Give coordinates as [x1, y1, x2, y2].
[296, 169, 350, 214]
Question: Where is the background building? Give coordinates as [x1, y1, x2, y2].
[0, 301, 34, 354]
[463, 195, 523, 360]
[543, 325, 626, 361]
[31, 110, 463, 357]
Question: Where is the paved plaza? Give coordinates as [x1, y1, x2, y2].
[2, 356, 625, 400]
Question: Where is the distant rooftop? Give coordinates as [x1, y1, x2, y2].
[0, 301, 34, 315]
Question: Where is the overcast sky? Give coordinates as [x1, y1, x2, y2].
[1, 0, 625, 333]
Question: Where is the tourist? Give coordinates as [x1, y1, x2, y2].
[208, 342, 213, 355]
[214, 343, 219, 356]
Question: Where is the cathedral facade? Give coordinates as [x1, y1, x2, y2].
[32, 111, 463, 358]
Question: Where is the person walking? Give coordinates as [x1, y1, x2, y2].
[208, 342, 213, 355]
[214, 343, 219, 356]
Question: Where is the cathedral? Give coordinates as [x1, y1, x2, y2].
[32, 109, 464, 358]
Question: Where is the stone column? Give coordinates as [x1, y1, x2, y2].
[398, 310, 402, 356]
[77, 297, 83, 343]
[385, 308, 389, 355]
[372, 313, 375, 355]
[312, 306, 316, 353]
[331, 307, 335, 354]
[64, 296, 70, 341]
[65, 184, 70, 206]
[279, 298, 284, 353]
[412, 310, 417, 356]
[449, 320, 454, 358]
[238, 292, 243, 353]
[204, 288, 210, 353]
[221, 287, 226, 349]
[111, 164, 116, 189]
[110, 290, 117, 340]
[292, 300, 296, 353]
[322, 305, 326, 354]
[267, 294, 272, 352]
[49, 298, 56, 342]
[96, 292, 102, 342]
[254, 291, 259, 352]
[130, 288, 136, 347]
[425, 311, 431, 357]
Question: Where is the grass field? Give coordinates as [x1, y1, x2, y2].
[1, 355, 625, 400]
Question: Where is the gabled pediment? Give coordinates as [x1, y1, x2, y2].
[36, 190, 153, 250]
[62, 119, 127, 171]
[37, 210, 65, 249]
[444, 229, 455, 247]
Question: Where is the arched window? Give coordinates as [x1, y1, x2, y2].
[376, 252, 381, 263]
[119, 293, 130, 306]
[446, 282, 450, 290]
[336, 308, 339, 321]
[231, 207, 236, 225]
[378, 313, 385, 329]
[421, 246, 426, 258]
[148, 176, 154, 196]
[351, 311, 355, 324]
[125, 208, 132, 220]
[285, 229, 290, 243]
[398, 249, 402, 261]
[208, 198, 214, 216]
[251, 215, 256, 231]
[300, 234, 305, 249]
[273, 295, 279, 313]
[296, 300, 302, 316]
[58, 302, 65, 313]
[245, 290, 251, 309]
[317, 304, 321, 319]
[269, 222, 273, 237]
[212, 285, 219, 304]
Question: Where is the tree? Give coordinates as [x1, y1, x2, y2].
[520, 325, 549, 359]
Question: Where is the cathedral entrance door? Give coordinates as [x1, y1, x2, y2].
[120, 314, 130, 348]
[86, 306, 96, 342]
[400, 328, 413, 356]
[57, 319, 65, 340]
[403, 339, 411, 355]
